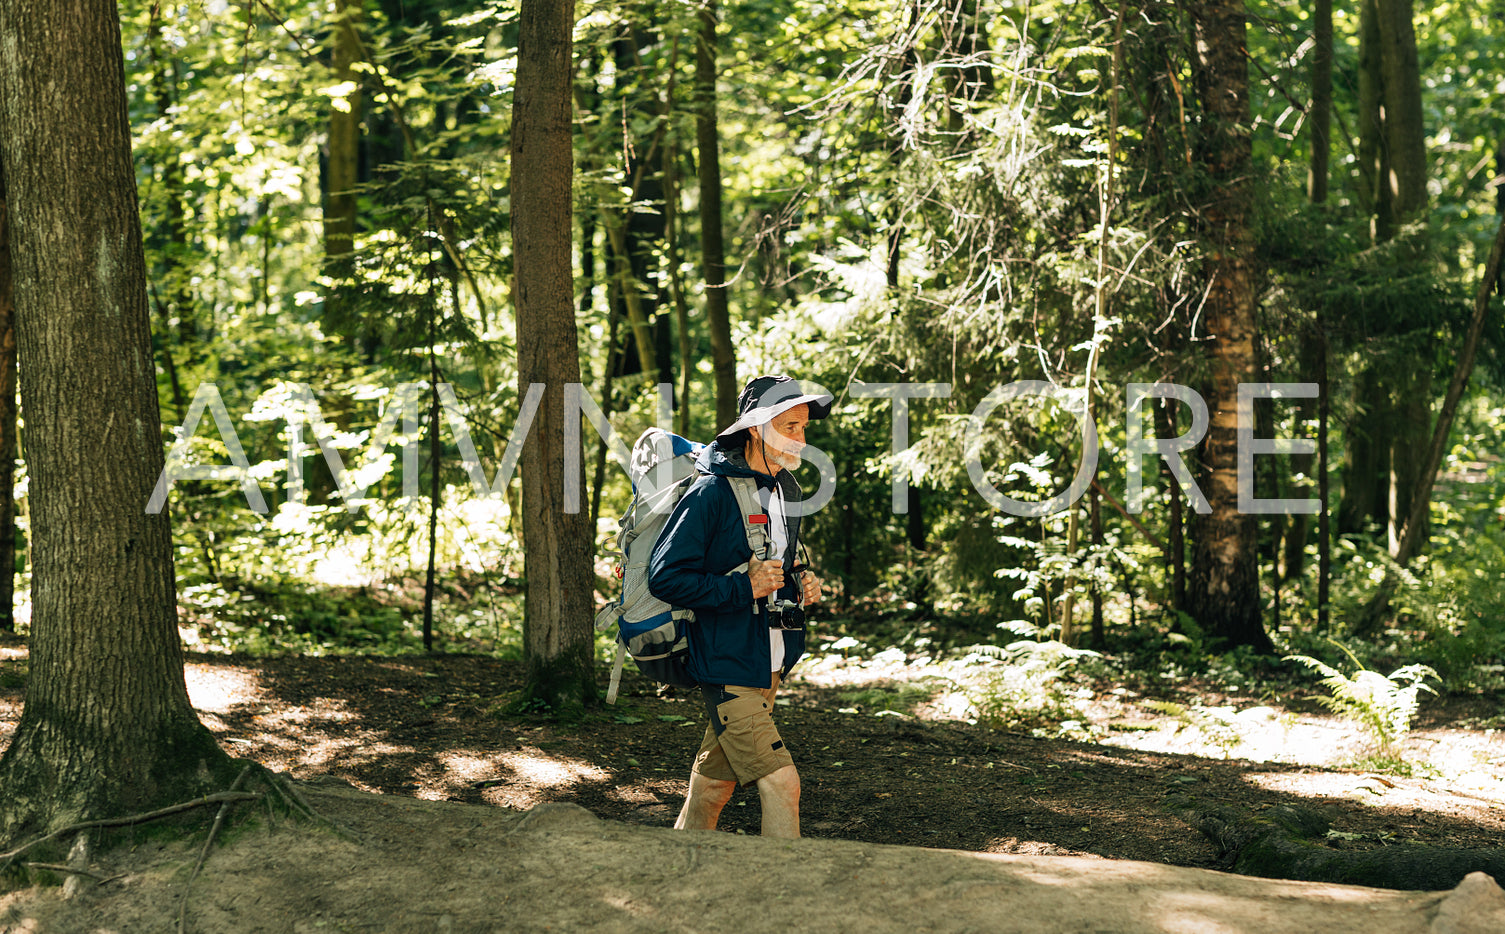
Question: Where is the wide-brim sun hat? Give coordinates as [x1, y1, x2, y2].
[716, 374, 834, 440]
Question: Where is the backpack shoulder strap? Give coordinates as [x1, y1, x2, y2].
[726, 475, 771, 576]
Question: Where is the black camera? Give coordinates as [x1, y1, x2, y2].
[767, 599, 806, 630]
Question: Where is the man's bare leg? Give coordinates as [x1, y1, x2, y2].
[675, 769, 736, 830]
[756, 764, 800, 838]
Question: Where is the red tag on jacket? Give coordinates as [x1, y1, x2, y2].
[749, 514, 769, 524]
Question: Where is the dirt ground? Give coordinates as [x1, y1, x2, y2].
[2, 645, 1505, 932]
[6, 783, 1504, 934]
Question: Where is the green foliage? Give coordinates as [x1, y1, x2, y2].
[1285, 645, 1438, 759]
[78, 0, 1505, 686]
[1140, 700, 1247, 759]
[948, 640, 1101, 738]
[835, 682, 936, 716]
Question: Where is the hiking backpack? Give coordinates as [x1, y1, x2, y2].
[595, 428, 770, 704]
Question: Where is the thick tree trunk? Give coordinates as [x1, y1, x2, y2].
[695, 0, 738, 429]
[1387, 367, 1431, 552]
[1184, 0, 1270, 653]
[512, 0, 596, 709]
[0, 168, 14, 633]
[0, 0, 232, 842]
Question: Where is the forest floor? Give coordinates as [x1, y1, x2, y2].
[1, 638, 1502, 870]
[4, 637, 1505, 932]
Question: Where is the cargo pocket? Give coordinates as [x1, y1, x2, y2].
[712, 689, 770, 735]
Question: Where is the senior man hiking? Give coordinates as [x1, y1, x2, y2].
[648, 375, 832, 838]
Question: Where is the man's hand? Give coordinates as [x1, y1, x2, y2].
[747, 556, 784, 600]
[799, 570, 823, 606]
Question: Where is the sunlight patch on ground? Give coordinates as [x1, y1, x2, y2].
[257, 700, 358, 726]
[413, 749, 614, 804]
[1408, 728, 1505, 798]
[1244, 769, 1505, 814]
[606, 785, 664, 806]
[1097, 712, 1370, 766]
[185, 662, 262, 714]
[268, 736, 418, 775]
[433, 752, 496, 788]
[470, 751, 613, 809]
[497, 750, 610, 786]
[792, 647, 927, 688]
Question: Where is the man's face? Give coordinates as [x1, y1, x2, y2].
[751, 403, 810, 472]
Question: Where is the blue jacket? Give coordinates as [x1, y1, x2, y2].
[648, 440, 807, 689]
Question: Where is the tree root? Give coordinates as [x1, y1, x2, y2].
[0, 791, 264, 872]
[2, 762, 358, 927]
[19, 862, 122, 884]
[1171, 796, 1505, 890]
[177, 765, 253, 934]
[266, 775, 361, 843]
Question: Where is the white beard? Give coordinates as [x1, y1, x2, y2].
[767, 446, 802, 471]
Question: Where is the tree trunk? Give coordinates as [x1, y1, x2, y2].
[0, 166, 14, 634]
[1357, 0, 1392, 237]
[323, 0, 364, 289]
[512, 0, 596, 709]
[613, 26, 670, 387]
[1387, 366, 1431, 553]
[663, 122, 695, 437]
[1184, 0, 1271, 653]
[1308, 0, 1332, 203]
[1392, 214, 1505, 567]
[1317, 337, 1332, 631]
[1157, 398, 1186, 614]
[695, 0, 738, 429]
[0, 0, 232, 842]
[1280, 341, 1319, 584]
[1337, 370, 1392, 536]
[1374, 0, 1426, 224]
[1089, 485, 1105, 650]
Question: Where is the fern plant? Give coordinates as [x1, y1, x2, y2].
[951, 640, 1101, 735]
[1286, 644, 1438, 758]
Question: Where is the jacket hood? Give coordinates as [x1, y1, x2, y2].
[697, 439, 760, 479]
[698, 439, 800, 495]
